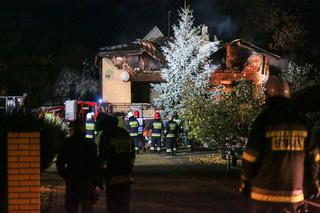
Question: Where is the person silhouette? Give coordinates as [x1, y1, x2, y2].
[98, 115, 135, 213]
[56, 119, 99, 213]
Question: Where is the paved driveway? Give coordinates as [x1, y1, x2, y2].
[41, 151, 249, 213]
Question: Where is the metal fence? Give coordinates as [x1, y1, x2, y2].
[106, 103, 163, 119]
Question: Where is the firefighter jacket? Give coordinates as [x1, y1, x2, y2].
[127, 116, 139, 137]
[150, 119, 163, 137]
[85, 118, 96, 139]
[164, 120, 179, 138]
[241, 97, 319, 204]
[98, 127, 135, 186]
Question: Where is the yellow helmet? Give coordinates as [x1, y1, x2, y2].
[263, 75, 290, 98]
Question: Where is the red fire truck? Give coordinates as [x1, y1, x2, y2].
[41, 100, 99, 123]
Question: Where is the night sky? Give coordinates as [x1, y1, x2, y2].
[1, 0, 319, 55]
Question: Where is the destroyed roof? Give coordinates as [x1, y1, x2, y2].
[98, 40, 164, 62]
[228, 39, 282, 59]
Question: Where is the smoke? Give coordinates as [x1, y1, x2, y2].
[190, 0, 238, 40]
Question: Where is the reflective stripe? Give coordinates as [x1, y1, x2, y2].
[130, 133, 138, 136]
[251, 191, 304, 203]
[173, 147, 177, 151]
[315, 153, 320, 162]
[150, 147, 155, 151]
[129, 121, 139, 127]
[134, 147, 139, 150]
[166, 149, 172, 152]
[86, 134, 94, 139]
[187, 145, 191, 148]
[152, 133, 161, 137]
[107, 174, 134, 185]
[85, 123, 95, 130]
[166, 134, 175, 138]
[156, 147, 161, 151]
[242, 151, 257, 163]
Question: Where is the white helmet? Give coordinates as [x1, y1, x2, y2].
[127, 111, 133, 118]
[86, 112, 93, 119]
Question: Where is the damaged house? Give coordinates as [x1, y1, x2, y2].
[210, 39, 288, 91]
[97, 27, 287, 115]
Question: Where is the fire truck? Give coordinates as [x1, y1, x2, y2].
[64, 100, 99, 122]
[41, 100, 99, 124]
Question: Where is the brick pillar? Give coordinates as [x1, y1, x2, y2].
[7, 132, 40, 213]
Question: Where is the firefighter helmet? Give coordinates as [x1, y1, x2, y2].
[134, 111, 140, 117]
[263, 75, 290, 98]
[86, 112, 94, 119]
[127, 111, 133, 118]
[155, 112, 160, 119]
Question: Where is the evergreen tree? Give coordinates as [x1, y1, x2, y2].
[153, 7, 219, 115]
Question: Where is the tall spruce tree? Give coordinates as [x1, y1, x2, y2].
[153, 7, 219, 115]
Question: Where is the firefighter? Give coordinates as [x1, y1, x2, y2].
[172, 112, 184, 150]
[240, 75, 320, 212]
[134, 110, 146, 152]
[85, 111, 96, 140]
[164, 114, 179, 156]
[150, 112, 163, 153]
[56, 119, 99, 213]
[127, 112, 140, 154]
[98, 116, 135, 213]
[96, 106, 108, 154]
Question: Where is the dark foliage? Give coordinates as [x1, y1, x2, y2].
[0, 112, 66, 172]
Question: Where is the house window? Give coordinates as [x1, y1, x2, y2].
[131, 82, 151, 103]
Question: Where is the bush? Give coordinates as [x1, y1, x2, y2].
[0, 111, 66, 172]
[182, 80, 264, 150]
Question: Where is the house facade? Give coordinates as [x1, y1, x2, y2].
[98, 28, 287, 114]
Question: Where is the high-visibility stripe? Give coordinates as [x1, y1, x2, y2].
[156, 147, 161, 151]
[166, 134, 175, 138]
[85, 123, 95, 130]
[166, 149, 172, 152]
[86, 134, 94, 139]
[130, 133, 138, 136]
[251, 191, 304, 203]
[152, 133, 161, 137]
[134, 147, 139, 150]
[242, 151, 257, 163]
[173, 147, 177, 151]
[107, 174, 134, 185]
[150, 147, 155, 150]
[187, 145, 191, 148]
[315, 153, 320, 162]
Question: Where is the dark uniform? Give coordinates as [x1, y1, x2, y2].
[137, 117, 146, 151]
[127, 116, 140, 154]
[56, 125, 99, 213]
[99, 116, 135, 213]
[240, 96, 320, 212]
[164, 119, 179, 156]
[150, 119, 163, 153]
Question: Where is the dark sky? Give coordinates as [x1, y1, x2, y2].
[1, 0, 319, 56]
